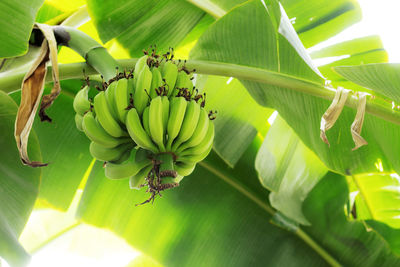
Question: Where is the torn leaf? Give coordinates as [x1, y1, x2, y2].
[320, 87, 350, 146]
[14, 23, 61, 167]
[351, 93, 368, 151]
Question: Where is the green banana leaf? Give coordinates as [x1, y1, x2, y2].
[335, 63, 400, 103]
[189, 0, 400, 176]
[87, 0, 204, 57]
[256, 115, 327, 225]
[348, 173, 400, 228]
[0, 92, 41, 266]
[0, 0, 43, 58]
[302, 172, 400, 266]
[203, 75, 273, 167]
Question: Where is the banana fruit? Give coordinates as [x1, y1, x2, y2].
[73, 86, 91, 115]
[73, 49, 215, 202]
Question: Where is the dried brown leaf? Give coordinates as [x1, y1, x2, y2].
[14, 23, 61, 167]
[320, 87, 350, 146]
[351, 92, 368, 151]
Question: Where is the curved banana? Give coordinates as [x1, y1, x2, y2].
[75, 113, 84, 132]
[133, 55, 148, 86]
[114, 78, 131, 123]
[109, 148, 131, 164]
[142, 106, 151, 136]
[161, 96, 169, 131]
[174, 108, 209, 153]
[105, 149, 151, 179]
[89, 141, 133, 162]
[105, 81, 119, 120]
[149, 96, 165, 151]
[173, 71, 193, 97]
[179, 140, 213, 164]
[82, 111, 128, 148]
[129, 165, 152, 190]
[150, 67, 163, 99]
[161, 61, 178, 97]
[166, 97, 187, 150]
[172, 100, 200, 149]
[126, 108, 158, 153]
[179, 122, 214, 157]
[94, 91, 126, 138]
[174, 161, 196, 177]
[73, 85, 91, 115]
[134, 64, 152, 115]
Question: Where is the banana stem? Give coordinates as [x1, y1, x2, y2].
[155, 153, 177, 182]
[52, 26, 120, 81]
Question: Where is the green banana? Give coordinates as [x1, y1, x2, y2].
[109, 148, 131, 164]
[89, 141, 133, 162]
[93, 91, 127, 138]
[142, 106, 151, 136]
[129, 165, 152, 190]
[105, 81, 119, 120]
[133, 55, 148, 86]
[161, 96, 169, 131]
[150, 67, 163, 99]
[172, 100, 200, 149]
[179, 140, 213, 163]
[161, 61, 178, 97]
[126, 108, 158, 153]
[174, 161, 196, 177]
[75, 113, 84, 132]
[73, 85, 91, 115]
[149, 96, 165, 151]
[175, 108, 209, 153]
[173, 71, 193, 97]
[179, 122, 214, 157]
[134, 64, 152, 115]
[114, 78, 131, 123]
[105, 149, 150, 179]
[166, 97, 187, 150]
[82, 111, 128, 148]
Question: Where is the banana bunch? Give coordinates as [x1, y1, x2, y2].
[73, 49, 215, 203]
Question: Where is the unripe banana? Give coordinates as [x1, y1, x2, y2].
[166, 97, 187, 150]
[175, 108, 209, 153]
[105, 149, 151, 179]
[126, 108, 158, 153]
[105, 81, 119, 120]
[142, 106, 151, 136]
[73, 85, 90, 115]
[114, 78, 131, 123]
[133, 55, 148, 86]
[75, 113, 84, 132]
[161, 96, 169, 131]
[174, 161, 196, 177]
[82, 111, 128, 148]
[109, 148, 131, 164]
[150, 67, 163, 99]
[172, 100, 200, 149]
[94, 91, 127, 138]
[173, 71, 193, 97]
[129, 165, 152, 190]
[89, 141, 133, 162]
[179, 141, 213, 164]
[149, 96, 165, 151]
[134, 64, 152, 115]
[161, 61, 178, 97]
[179, 140, 213, 163]
[179, 122, 214, 157]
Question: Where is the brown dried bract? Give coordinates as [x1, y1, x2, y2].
[14, 23, 61, 167]
[351, 92, 368, 151]
[320, 87, 350, 146]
